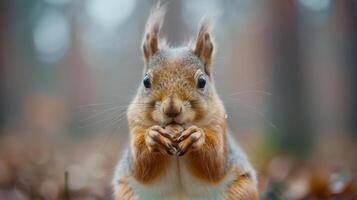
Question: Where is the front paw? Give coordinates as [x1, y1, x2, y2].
[164, 124, 185, 140]
[145, 125, 176, 155]
[176, 125, 205, 156]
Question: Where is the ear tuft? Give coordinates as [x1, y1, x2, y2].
[142, 3, 167, 69]
[193, 17, 214, 76]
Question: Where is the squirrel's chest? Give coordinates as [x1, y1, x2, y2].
[130, 158, 230, 200]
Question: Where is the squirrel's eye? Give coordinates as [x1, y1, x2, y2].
[197, 74, 206, 89]
[143, 74, 151, 88]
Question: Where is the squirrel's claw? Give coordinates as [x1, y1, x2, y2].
[151, 125, 175, 140]
[145, 126, 176, 155]
[177, 126, 202, 142]
[176, 126, 205, 156]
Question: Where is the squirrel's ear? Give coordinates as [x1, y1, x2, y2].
[193, 18, 214, 76]
[142, 3, 166, 72]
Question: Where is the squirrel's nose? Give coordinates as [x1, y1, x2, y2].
[162, 97, 182, 118]
[164, 106, 182, 118]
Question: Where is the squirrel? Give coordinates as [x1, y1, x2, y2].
[112, 4, 258, 200]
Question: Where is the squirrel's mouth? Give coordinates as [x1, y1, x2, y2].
[164, 122, 189, 130]
[164, 118, 185, 126]
[159, 113, 192, 127]
[165, 121, 182, 126]
[167, 122, 183, 126]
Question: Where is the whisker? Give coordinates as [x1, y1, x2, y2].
[80, 106, 127, 122]
[78, 109, 127, 128]
[81, 104, 155, 126]
[107, 111, 129, 127]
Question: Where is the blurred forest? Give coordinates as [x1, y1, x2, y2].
[0, 0, 357, 199]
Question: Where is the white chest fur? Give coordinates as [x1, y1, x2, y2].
[126, 157, 234, 200]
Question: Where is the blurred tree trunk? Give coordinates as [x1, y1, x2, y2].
[343, 0, 357, 139]
[61, 8, 94, 134]
[267, 0, 312, 157]
[0, 1, 6, 130]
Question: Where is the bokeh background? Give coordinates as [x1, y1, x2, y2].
[0, 0, 357, 199]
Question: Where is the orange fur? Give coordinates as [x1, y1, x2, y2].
[193, 17, 214, 75]
[184, 124, 227, 183]
[223, 174, 259, 200]
[130, 126, 171, 184]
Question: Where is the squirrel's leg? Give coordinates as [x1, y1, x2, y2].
[115, 180, 137, 200]
[223, 173, 259, 200]
[131, 125, 174, 184]
[177, 125, 227, 183]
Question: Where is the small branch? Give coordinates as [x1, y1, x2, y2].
[64, 170, 70, 200]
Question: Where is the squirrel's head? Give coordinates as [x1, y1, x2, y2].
[133, 4, 223, 127]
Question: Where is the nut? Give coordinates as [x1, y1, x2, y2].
[164, 124, 184, 140]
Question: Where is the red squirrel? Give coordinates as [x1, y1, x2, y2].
[112, 4, 258, 200]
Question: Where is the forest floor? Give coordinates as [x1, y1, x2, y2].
[0, 129, 356, 200]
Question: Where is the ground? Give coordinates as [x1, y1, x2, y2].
[0, 129, 356, 200]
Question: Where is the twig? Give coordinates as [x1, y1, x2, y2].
[64, 170, 70, 200]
